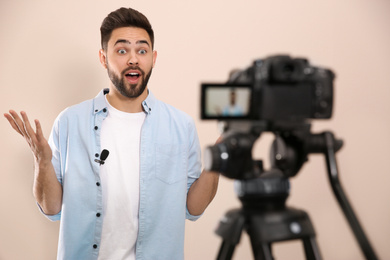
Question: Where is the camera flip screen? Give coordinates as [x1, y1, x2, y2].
[201, 84, 252, 119]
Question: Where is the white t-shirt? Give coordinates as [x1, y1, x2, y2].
[98, 96, 146, 260]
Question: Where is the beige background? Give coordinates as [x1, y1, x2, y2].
[1, 0, 389, 259]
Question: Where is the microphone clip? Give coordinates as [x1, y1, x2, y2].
[95, 149, 110, 166]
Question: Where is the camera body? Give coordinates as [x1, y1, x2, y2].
[201, 55, 335, 122]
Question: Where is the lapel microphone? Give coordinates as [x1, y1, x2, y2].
[95, 149, 110, 165]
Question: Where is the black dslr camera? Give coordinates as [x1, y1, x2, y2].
[201, 54, 334, 121]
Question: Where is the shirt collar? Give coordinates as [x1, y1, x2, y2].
[142, 90, 156, 115]
[93, 88, 109, 115]
[93, 88, 156, 115]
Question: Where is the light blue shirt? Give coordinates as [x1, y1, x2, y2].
[42, 89, 202, 260]
[222, 104, 244, 116]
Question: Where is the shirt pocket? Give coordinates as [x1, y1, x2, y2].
[155, 143, 187, 184]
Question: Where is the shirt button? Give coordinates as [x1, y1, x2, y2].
[103, 108, 107, 113]
[96, 213, 101, 217]
[96, 182, 100, 186]
[93, 244, 98, 249]
[94, 126, 98, 130]
[94, 109, 98, 112]
[95, 153, 99, 158]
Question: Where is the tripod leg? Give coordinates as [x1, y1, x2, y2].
[250, 240, 274, 260]
[323, 132, 379, 260]
[302, 237, 322, 260]
[217, 241, 236, 260]
[255, 243, 274, 260]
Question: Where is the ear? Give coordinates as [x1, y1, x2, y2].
[152, 50, 157, 68]
[99, 49, 108, 69]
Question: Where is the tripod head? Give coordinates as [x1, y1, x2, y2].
[204, 120, 343, 180]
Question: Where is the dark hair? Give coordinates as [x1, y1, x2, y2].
[100, 7, 154, 50]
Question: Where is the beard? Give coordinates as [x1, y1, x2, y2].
[107, 64, 153, 99]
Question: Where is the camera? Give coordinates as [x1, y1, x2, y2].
[205, 56, 379, 260]
[201, 55, 336, 180]
[201, 55, 335, 121]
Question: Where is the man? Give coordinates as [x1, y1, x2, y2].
[4, 7, 219, 260]
[222, 89, 244, 116]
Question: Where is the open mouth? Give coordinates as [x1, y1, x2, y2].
[126, 72, 140, 79]
[124, 70, 142, 84]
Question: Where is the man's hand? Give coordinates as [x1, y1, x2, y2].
[4, 110, 62, 215]
[186, 136, 222, 216]
[4, 110, 52, 164]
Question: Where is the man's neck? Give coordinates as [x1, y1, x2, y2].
[106, 87, 148, 113]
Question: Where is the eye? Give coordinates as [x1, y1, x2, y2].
[139, 49, 147, 55]
[118, 49, 127, 54]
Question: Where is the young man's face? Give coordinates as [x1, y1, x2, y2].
[99, 27, 157, 99]
[230, 91, 236, 105]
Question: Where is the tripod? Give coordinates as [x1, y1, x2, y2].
[216, 168, 321, 260]
[215, 131, 379, 260]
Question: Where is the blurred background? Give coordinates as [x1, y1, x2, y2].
[1, 0, 389, 259]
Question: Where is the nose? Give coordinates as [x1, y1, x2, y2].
[128, 59, 138, 65]
[128, 52, 139, 66]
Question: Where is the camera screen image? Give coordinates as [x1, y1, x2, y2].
[201, 84, 252, 119]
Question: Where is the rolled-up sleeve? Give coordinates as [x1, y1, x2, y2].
[185, 118, 203, 221]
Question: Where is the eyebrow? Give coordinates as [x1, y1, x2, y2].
[114, 39, 150, 47]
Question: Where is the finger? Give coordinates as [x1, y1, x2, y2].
[4, 113, 21, 135]
[10, 110, 28, 136]
[20, 111, 38, 144]
[4, 111, 24, 136]
[215, 135, 223, 144]
[34, 119, 46, 143]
